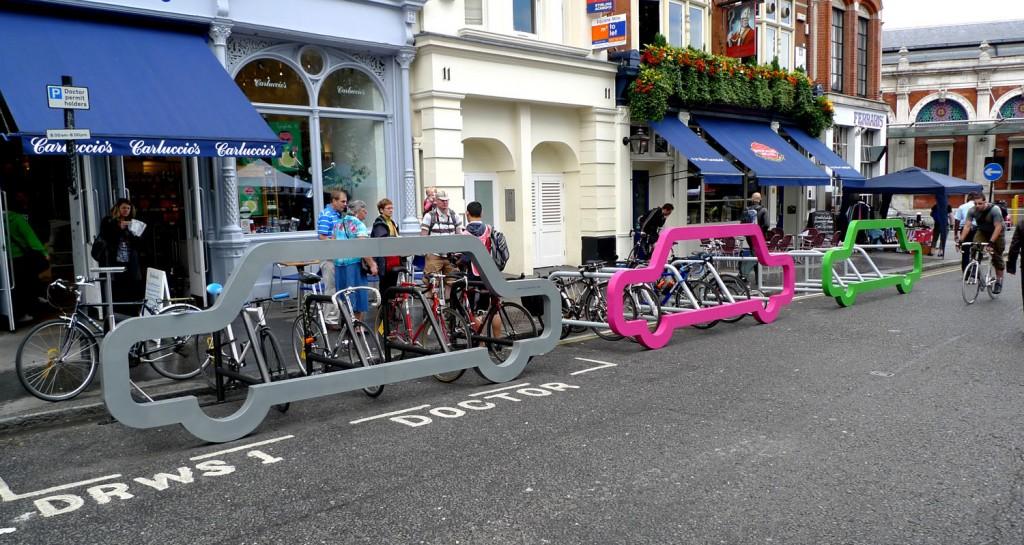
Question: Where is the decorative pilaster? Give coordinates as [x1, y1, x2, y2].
[397, 48, 420, 234]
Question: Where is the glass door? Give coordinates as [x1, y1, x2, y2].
[0, 191, 15, 331]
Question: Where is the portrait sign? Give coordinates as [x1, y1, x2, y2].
[725, 0, 757, 59]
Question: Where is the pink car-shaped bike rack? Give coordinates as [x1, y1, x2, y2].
[606, 224, 797, 349]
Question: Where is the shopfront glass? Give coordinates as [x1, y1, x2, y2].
[237, 114, 314, 233]
[320, 117, 385, 211]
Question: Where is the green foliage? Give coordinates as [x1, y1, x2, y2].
[628, 45, 834, 136]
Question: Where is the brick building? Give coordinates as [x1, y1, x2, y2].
[882, 20, 1024, 212]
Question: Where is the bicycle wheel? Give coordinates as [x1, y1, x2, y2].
[145, 303, 204, 379]
[426, 308, 472, 383]
[717, 274, 751, 323]
[291, 314, 327, 376]
[962, 261, 980, 304]
[375, 300, 412, 361]
[585, 282, 624, 341]
[340, 321, 386, 397]
[624, 284, 661, 343]
[259, 331, 291, 413]
[16, 319, 98, 402]
[985, 264, 999, 299]
[689, 281, 720, 330]
[485, 302, 538, 364]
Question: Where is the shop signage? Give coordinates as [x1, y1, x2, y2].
[854, 111, 885, 129]
[587, 0, 613, 13]
[751, 142, 784, 162]
[725, 0, 757, 59]
[253, 77, 288, 89]
[46, 85, 90, 110]
[45, 129, 91, 140]
[591, 14, 626, 49]
[336, 86, 366, 96]
[23, 137, 283, 158]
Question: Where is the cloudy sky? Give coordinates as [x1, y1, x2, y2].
[883, 0, 1024, 29]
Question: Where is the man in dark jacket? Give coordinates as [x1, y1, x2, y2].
[637, 203, 674, 259]
[1007, 216, 1024, 312]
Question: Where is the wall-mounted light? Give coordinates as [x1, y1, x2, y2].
[624, 127, 650, 154]
[979, 136, 988, 142]
[898, 139, 906, 145]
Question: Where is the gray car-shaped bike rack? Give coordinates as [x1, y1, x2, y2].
[100, 236, 560, 443]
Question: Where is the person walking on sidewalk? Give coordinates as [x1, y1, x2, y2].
[333, 200, 377, 322]
[371, 197, 402, 297]
[958, 193, 1005, 294]
[742, 193, 769, 237]
[1007, 215, 1024, 314]
[954, 192, 977, 273]
[317, 188, 348, 325]
[420, 189, 464, 278]
[930, 203, 949, 258]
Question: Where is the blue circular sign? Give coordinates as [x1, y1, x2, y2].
[983, 162, 1003, 182]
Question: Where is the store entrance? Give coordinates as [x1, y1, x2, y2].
[121, 157, 197, 300]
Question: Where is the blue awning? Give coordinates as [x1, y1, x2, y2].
[0, 10, 283, 158]
[649, 118, 743, 185]
[782, 126, 865, 181]
[694, 117, 831, 186]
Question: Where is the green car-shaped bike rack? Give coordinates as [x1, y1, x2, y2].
[820, 219, 923, 307]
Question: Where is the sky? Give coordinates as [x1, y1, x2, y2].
[883, 0, 1024, 29]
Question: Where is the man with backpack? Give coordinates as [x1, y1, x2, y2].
[637, 203, 674, 259]
[419, 189, 464, 277]
[958, 193, 1006, 294]
[741, 192, 769, 236]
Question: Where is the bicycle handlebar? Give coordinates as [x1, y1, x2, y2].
[332, 286, 382, 310]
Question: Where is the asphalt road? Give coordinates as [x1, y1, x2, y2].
[1, 265, 1023, 545]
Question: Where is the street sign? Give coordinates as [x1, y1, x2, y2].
[983, 162, 1004, 182]
[45, 128, 91, 140]
[46, 85, 90, 110]
[587, 0, 613, 13]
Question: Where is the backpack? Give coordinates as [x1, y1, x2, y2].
[740, 205, 760, 224]
[490, 228, 510, 271]
[90, 235, 107, 264]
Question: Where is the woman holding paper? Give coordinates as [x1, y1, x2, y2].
[98, 198, 144, 310]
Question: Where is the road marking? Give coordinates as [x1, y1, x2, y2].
[349, 405, 431, 425]
[571, 357, 618, 375]
[468, 383, 531, 397]
[0, 528, 15, 535]
[0, 474, 122, 503]
[870, 371, 895, 377]
[188, 435, 294, 461]
[791, 266, 960, 303]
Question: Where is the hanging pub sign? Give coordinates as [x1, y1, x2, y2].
[587, 0, 614, 13]
[725, 0, 757, 59]
[592, 14, 627, 49]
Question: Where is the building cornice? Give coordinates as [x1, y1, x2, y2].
[415, 32, 618, 75]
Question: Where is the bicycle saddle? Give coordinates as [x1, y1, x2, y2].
[298, 271, 322, 285]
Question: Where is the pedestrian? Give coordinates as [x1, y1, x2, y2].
[954, 192, 977, 272]
[334, 200, 377, 322]
[637, 203, 675, 258]
[958, 193, 1005, 294]
[98, 198, 144, 313]
[6, 192, 49, 323]
[420, 189, 464, 278]
[423, 186, 437, 215]
[317, 188, 348, 325]
[930, 202, 948, 258]
[1007, 215, 1024, 314]
[741, 193, 769, 237]
[462, 201, 501, 335]
[371, 197, 402, 297]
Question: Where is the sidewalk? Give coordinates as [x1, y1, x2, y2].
[0, 244, 960, 435]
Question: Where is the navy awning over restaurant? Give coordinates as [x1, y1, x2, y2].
[781, 126, 865, 182]
[0, 9, 283, 158]
[649, 118, 743, 185]
[694, 117, 831, 186]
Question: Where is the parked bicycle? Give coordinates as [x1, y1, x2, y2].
[551, 261, 660, 342]
[961, 242, 999, 304]
[16, 271, 201, 402]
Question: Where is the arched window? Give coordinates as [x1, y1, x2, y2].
[234, 58, 308, 105]
[916, 100, 968, 123]
[999, 95, 1024, 119]
[318, 68, 384, 111]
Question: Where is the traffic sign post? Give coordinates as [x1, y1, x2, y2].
[47, 75, 87, 197]
[983, 162, 1003, 182]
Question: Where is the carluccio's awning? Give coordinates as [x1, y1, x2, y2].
[0, 9, 283, 158]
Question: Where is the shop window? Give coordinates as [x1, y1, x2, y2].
[928, 149, 951, 176]
[234, 58, 309, 106]
[237, 114, 314, 233]
[831, 8, 844, 92]
[300, 48, 325, 76]
[687, 178, 702, 224]
[513, 0, 535, 33]
[320, 118, 386, 213]
[1010, 147, 1024, 181]
[317, 68, 385, 111]
[702, 184, 746, 223]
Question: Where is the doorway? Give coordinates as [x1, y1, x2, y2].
[464, 173, 498, 228]
[631, 170, 650, 229]
[532, 174, 565, 268]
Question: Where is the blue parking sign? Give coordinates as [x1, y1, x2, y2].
[48, 86, 62, 100]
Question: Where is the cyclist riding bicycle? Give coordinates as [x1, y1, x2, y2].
[958, 194, 1005, 294]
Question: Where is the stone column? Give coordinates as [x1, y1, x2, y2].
[207, 21, 249, 281]
[397, 48, 420, 234]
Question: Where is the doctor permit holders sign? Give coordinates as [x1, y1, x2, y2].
[100, 236, 561, 443]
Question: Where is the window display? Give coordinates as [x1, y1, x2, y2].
[237, 114, 314, 233]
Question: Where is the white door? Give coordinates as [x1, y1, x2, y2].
[184, 158, 208, 305]
[0, 192, 16, 330]
[463, 173, 498, 229]
[532, 174, 565, 268]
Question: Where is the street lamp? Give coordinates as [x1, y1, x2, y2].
[623, 127, 650, 155]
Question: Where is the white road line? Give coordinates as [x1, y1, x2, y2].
[571, 357, 618, 375]
[0, 528, 15, 535]
[189, 435, 295, 461]
[349, 405, 431, 425]
[0, 474, 122, 503]
[469, 383, 531, 397]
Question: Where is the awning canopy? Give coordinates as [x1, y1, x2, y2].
[843, 166, 983, 195]
[0, 10, 283, 158]
[781, 126, 865, 182]
[694, 117, 831, 186]
[649, 118, 743, 185]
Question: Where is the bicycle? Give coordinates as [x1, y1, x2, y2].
[198, 283, 298, 411]
[16, 272, 202, 402]
[667, 252, 751, 329]
[298, 285, 387, 397]
[552, 261, 660, 342]
[961, 242, 999, 304]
